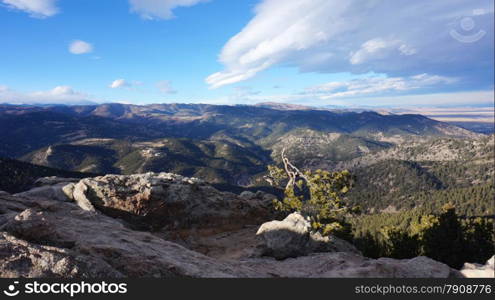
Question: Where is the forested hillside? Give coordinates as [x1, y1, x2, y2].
[0, 157, 93, 193]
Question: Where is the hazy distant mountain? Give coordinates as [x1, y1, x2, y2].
[254, 102, 314, 110]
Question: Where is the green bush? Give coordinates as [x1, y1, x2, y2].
[267, 158, 357, 239]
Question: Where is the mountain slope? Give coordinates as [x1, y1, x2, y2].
[1, 103, 486, 188]
[21, 137, 272, 185]
[0, 104, 478, 159]
[0, 157, 93, 193]
[344, 135, 494, 215]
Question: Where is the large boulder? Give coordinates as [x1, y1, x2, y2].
[66, 173, 275, 233]
[460, 256, 495, 278]
[14, 177, 80, 202]
[256, 212, 360, 260]
[0, 193, 263, 278]
[14, 184, 73, 202]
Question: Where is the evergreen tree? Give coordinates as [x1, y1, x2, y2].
[267, 149, 356, 238]
[411, 204, 465, 268]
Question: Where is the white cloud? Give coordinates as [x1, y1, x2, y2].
[0, 85, 96, 104]
[109, 79, 144, 90]
[219, 73, 461, 106]
[156, 80, 177, 94]
[1, 0, 58, 18]
[69, 40, 93, 55]
[304, 74, 457, 99]
[224, 89, 493, 108]
[129, 0, 208, 20]
[109, 79, 130, 89]
[206, 0, 494, 88]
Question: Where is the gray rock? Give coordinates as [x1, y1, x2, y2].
[14, 183, 73, 202]
[460, 256, 495, 278]
[310, 231, 362, 254]
[256, 212, 360, 260]
[0, 174, 463, 278]
[242, 252, 461, 278]
[61, 183, 75, 201]
[256, 213, 310, 259]
[239, 191, 256, 200]
[71, 181, 96, 212]
[65, 172, 273, 232]
[0, 193, 263, 278]
[12, 177, 82, 202]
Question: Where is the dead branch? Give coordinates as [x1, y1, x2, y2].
[281, 148, 312, 190]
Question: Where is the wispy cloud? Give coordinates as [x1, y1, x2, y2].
[304, 74, 457, 99]
[207, 0, 494, 88]
[0, 85, 96, 104]
[156, 80, 177, 94]
[348, 90, 495, 107]
[1, 0, 58, 18]
[228, 86, 260, 102]
[129, 0, 208, 20]
[2, 0, 209, 20]
[69, 40, 93, 55]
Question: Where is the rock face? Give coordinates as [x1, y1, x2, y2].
[256, 212, 360, 260]
[0, 194, 262, 278]
[64, 173, 275, 233]
[0, 173, 464, 278]
[13, 176, 80, 202]
[460, 256, 495, 278]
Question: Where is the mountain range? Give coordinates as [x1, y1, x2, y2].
[0, 103, 478, 184]
[1, 102, 491, 216]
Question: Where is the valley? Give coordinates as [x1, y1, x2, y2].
[1, 103, 492, 216]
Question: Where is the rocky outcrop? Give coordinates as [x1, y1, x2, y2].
[460, 256, 495, 278]
[0, 173, 464, 278]
[0, 193, 461, 278]
[64, 173, 276, 234]
[14, 183, 73, 203]
[256, 212, 360, 260]
[13, 176, 79, 202]
[0, 194, 263, 278]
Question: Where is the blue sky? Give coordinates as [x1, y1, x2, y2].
[0, 0, 493, 107]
